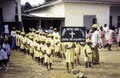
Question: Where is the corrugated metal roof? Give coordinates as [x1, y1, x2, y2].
[84, 0, 120, 1]
[25, 0, 120, 13]
[24, 0, 62, 13]
[63, 0, 120, 3]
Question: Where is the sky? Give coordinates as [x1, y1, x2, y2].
[21, 0, 45, 5]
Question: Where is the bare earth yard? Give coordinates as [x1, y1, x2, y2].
[0, 45, 120, 78]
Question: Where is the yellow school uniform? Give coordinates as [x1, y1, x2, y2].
[84, 44, 93, 62]
[66, 42, 75, 63]
[17, 34, 21, 47]
[20, 36, 24, 49]
[28, 39, 32, 54]
[29, 41, 35, 54]
[41, 43, 46, 61]
[74, 43, 81, 60]
[20, 36, 26, 49]
[61, 42, 66, 54]
[45, 46, 52, 63]
[55, 42, 60, 53]
[25, 38, 30, 51]
[37, 44, 42, 58]
[34, 43, 40, 58]
[16, 34, 19, 46]
[49, 38, 55, 52]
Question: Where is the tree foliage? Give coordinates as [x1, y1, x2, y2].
[24, 2, 32, 10]
[45, 0, 55, 2]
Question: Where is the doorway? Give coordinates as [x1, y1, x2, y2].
[41, 19, 64, 31]
[83, 15, 97, 30]
[0, 7, 3, 33]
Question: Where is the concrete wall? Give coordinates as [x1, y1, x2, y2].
[110, 6, 120, 27]
[64, 3, 110, 27]
[30, 3, 65, 18]
[0, 0, 16, 22]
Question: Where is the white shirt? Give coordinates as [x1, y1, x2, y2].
[53, 32, 60, 40]
[118, 28, 120, 37]
[53, 32, 59, 36]
[103, 26, 109, 33]
[91, 30, 100, 47]
[11, 31, 16, 37]
[0, 49, 8, 60]
[38, 29, 43, 32]
[4, 25, 9, 34]
[46, 46, 51, 55]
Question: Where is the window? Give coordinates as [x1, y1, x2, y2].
[117, 16, 120, 27]
[93, 18, 97, 24]
[110, 16, 112, 26]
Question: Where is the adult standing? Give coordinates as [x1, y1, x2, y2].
[47, 26, 54, 33]
[103, 24, 109, 44]
[108, 26, 116, 51]
[11, 27, 16, 49]
[117, 26, 120, 47]
[99, 26, 107, 48]
[91, 24, 100, 64]
[53, 28, 59, 35]
[53, 28, 60, 40]
[4, 25, 9, 35]
[37, 26, 43, 33]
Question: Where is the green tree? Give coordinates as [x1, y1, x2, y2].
[24, 2, 32, 10]
[45, 0, 56, 2]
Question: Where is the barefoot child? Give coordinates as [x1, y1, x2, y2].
[0, 45, 8, 70]
[2, 40, 10, 63]
[45, 40, 53, 71]
[84, 39, 93, 68]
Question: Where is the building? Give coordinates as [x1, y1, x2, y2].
[0, 0, 22, 33]
[24, 0, 120, 31]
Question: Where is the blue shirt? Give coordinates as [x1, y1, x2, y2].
[0, 49, 8, 60]
[3, 43, 10, 55]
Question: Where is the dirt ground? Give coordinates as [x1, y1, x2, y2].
[0, 45, 120, 78]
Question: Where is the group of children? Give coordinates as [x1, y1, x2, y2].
[15, 27, 99, 72]
[1, 24, 119, 72]
[0, 33, 11, 70]
[16, 29, 60, 71]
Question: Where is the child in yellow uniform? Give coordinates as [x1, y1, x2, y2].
[48, 34, 55, 56]
[65, 42, 76, 72]
[15, 31, 19, 48]
[26, 39, 31, 54]
[45, 40, 53, 71]
[27, 36, 32, 55]
[16, 31, 21, 49]
[41, 39, 46, 66]
[20, 32, 26, 54]
[61, 42, 66, 59]
[25, 35, 30, 54]
[74, 42, 81, 65]
[54, 39, 61, 61]
[37, 39, 42, 65]
[29, 37, 35, 59]
[84, 39, 93, 68]
[34, 41, 40, 63]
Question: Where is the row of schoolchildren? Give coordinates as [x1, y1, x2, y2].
[16, 30, 61, 71]
[15, 28, 95, 72]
